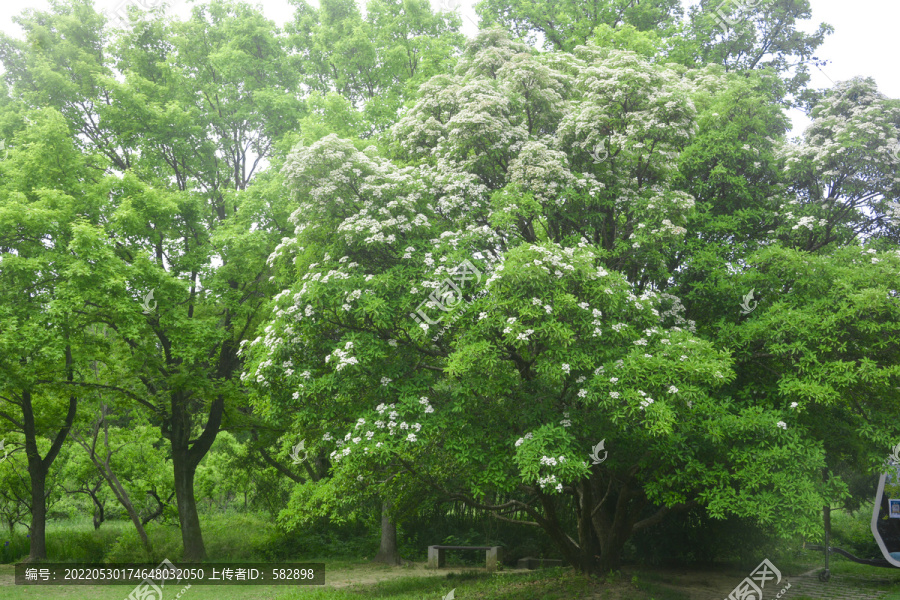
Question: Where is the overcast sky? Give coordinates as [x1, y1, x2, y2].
[0, 0, 897, 139]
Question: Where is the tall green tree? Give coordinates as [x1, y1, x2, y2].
[245, 30, 882, 572]
[286, 0, 464, 135]
[475, 0, 682, 52]
[0, 106, 107, 559]
[476, 0, 833, 106]
[0, 0, 301, 560]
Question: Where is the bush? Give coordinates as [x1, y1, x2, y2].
[262, 518, 375, 561]
[104, 524, 184, 563]
[830, 505, 881, 559]
[0, 533, 29, 564]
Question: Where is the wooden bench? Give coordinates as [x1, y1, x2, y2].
[516, 556, 563, 569]
[427, 545, 503, 571]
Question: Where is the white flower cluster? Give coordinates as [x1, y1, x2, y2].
[325, 341, 358, 371]
[656, 293, 696, 333]
[790, 214, 827, 231]
[538, 474, 562, 492]
[515, 432, 534, 447]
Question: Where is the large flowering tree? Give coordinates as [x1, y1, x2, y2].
[243, 30, 861, 572]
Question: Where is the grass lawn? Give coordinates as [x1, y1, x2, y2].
[8, 559, 900, 600]
[0, 562, 711, 600]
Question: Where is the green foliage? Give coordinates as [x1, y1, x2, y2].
[286, 0, 464, 134]
[830, 507, 882, 560]
[240, 29, 900, 573]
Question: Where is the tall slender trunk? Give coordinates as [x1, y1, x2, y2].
[92, 499, 104, 530]
[373, 500, 400, 565]
[71, 403, 153, 557]
[103, 467, 152, 557]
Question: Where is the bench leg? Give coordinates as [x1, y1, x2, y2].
[427, 546, 445, 569]
[486, 546, 502, 571]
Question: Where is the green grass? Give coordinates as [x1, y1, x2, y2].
[0, 563, 726, 600]
[1, 513, 283, 565]
[0, 565, 598, 600]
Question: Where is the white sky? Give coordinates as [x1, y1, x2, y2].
[0, 0, 897, 139]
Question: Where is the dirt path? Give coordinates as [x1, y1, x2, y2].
[322, 561, 482, 588]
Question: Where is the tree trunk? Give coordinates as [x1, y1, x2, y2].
[26, 465, 48, 562]
[70, 404, 153, 558]
[172, 445, 206, 562]
[576, 481, 600, 575]
[536, 491, 583, 569]
[168, 387, 225, 562]
[373, 500, 400, 565]
[87, 483, 105, 530]
[92, 499, 104, 530]
[106, 470, 152, 557]
[142, 490, 172, 526]
[21, 374, 78, 561]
